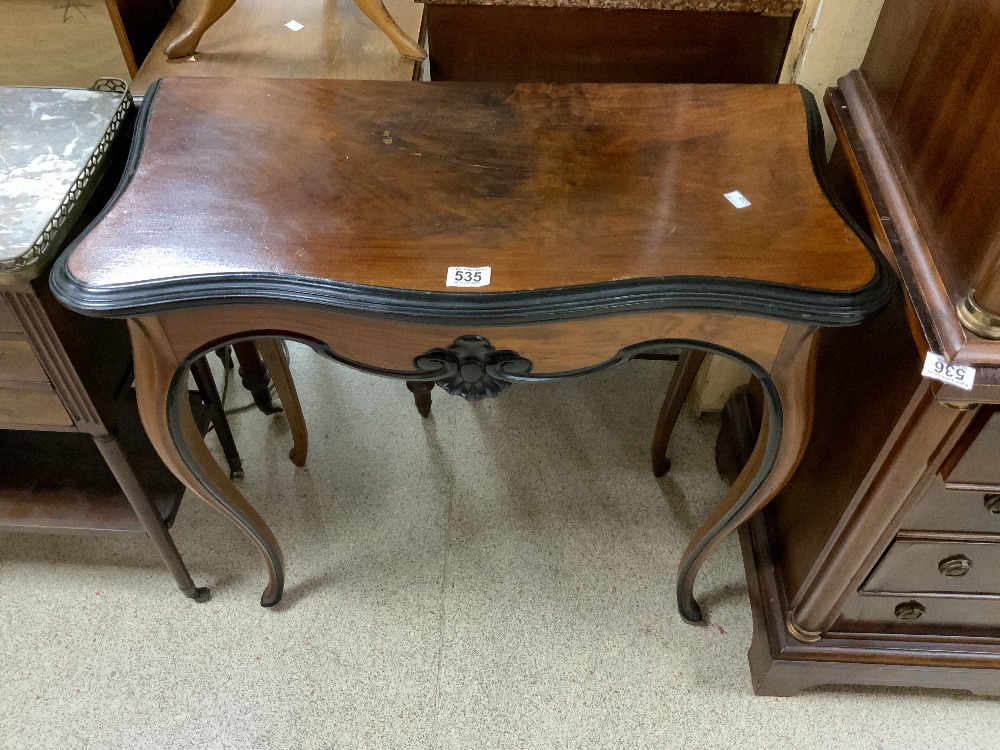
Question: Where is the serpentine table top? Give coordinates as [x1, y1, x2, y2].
[52, 77, 889, 621]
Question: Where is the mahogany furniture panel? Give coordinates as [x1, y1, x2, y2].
[423, 3, 798, 84]
[52, 77, 887, 622]
[740, 0, 1000, 696]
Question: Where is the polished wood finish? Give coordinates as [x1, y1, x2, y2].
[68, 79, 874, 297]
[831, 0, 1000, 361]
[425, 5, 794, 83]
[902, 476, 1000, 534]
[129, 316, 285, 606]
[129, 0, 423, 96]
[54, 78, 882, 618]
[742, 0, 1000, 695]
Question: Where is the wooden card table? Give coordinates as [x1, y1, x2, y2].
[51, 77, 890, 619]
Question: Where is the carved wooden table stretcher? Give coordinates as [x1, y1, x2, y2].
[51, 78, 890, 621]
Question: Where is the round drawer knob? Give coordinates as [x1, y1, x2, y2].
[894, 601, 926, 621]
[985, 494, 1000, 514]
[938, 554, 972, 577]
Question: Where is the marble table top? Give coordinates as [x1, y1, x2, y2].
[0, 80, 129, 280]
[418, 0, 800, 13]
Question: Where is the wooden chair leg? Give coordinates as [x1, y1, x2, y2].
[93, 432, 210, 602]
[651, 349, 707, 477]
[352, 0, 427, 60]
[233, 341, 281, 415]
[256, 339, 308, 467]
[407, 380, 433, 418]
[163, 0, 238, 59]
[190, 356, 244, 479]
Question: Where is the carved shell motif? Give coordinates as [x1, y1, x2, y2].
[413, 335, 532, 401]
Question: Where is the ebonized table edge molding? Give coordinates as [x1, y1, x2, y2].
[49, 80, 894, 328]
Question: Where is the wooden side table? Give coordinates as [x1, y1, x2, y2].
[0, 81, 210, 600]
[52, 78, 889, 617]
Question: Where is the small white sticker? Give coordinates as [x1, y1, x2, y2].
[446, 266, 491, 287]
[724, 190, 751, 209]
[285, 20, 304, 31]
[922, 351, 976, 391]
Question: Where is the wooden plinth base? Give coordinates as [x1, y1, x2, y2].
[740, 515, 1000, 697]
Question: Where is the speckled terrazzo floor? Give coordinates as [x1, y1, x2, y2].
[1, 344, 998, 749]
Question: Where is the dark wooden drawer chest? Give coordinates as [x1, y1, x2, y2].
[738, 0, 1000, 696]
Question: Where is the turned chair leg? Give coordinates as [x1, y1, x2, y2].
[162, 0, 426, 63]
[256, 339, 308, 467]
[352, 0, 427, 60]
[406, 381, 434, 418]
[233, 341, 281, 415]
[650, 349, 707, 477]
[163, 0, 238, 59]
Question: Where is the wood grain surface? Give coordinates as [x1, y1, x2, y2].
[64, 77, 876, 302]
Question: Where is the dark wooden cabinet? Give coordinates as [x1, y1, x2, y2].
[741, 0, 1000, 695]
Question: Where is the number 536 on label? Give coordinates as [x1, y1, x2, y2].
[922, 351, 976, 391]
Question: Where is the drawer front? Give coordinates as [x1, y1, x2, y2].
[901, 476, 1000, 534]
[0, 297, 21, 334]
[862, 538, 1000, 595]
[945, 411, 1000, 487]
[837, 592, 1000, 632]
[0, 386, 72, 427]
[0, 339, 48, 383]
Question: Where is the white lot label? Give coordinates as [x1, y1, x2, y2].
[446, 266, 492, 287]
[724, 190, 751, 209]
[285, 20, 304, 31]
[922, 351, 976, 391]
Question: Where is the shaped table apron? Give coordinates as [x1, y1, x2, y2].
[126, 302, 815, 621]
[48, 77, 883, 619]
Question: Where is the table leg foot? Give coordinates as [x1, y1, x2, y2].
[352, 0, 427, 60]
[651, 349, 706, 477]
[407, 380, 434, 418]
[93, 430, 206, 601]
[130, 319, 287, 608]
[233, 341, 282, 415]
[257, 338, 308, 467]
[184, 586, 212, 603]
[163, 0, 238, 59]
[675, 326, 818, 623]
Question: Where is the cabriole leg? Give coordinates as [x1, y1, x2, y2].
[676, 326, 819, 623]
[130, 319, 286, 607]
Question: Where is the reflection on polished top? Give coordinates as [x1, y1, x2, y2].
[55, 78, 885, 324]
